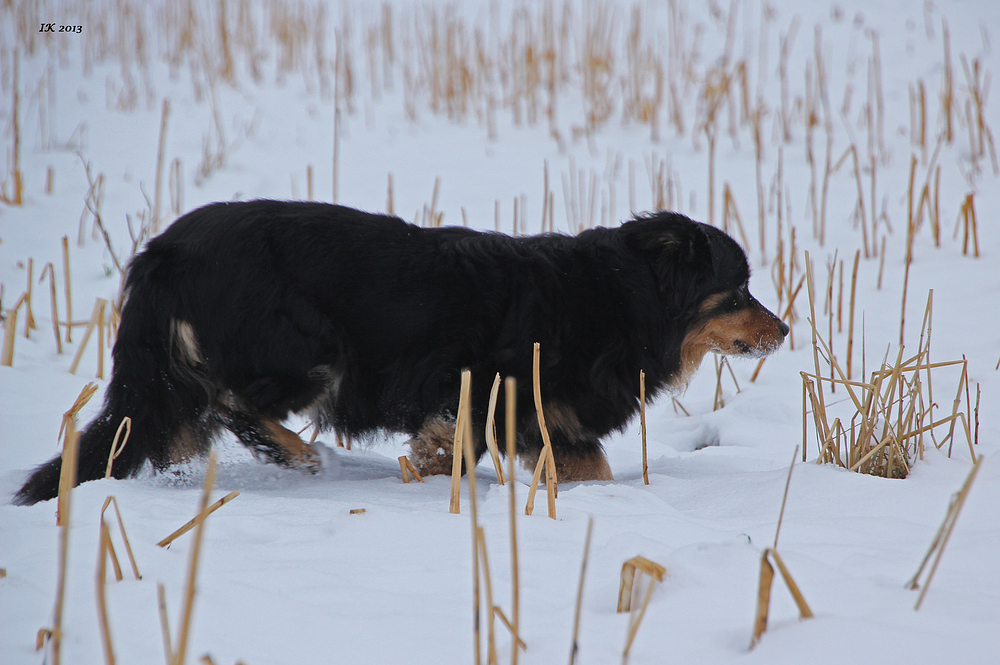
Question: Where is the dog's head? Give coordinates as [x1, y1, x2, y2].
[623, 212, 788, 380]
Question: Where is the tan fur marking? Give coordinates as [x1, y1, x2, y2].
[216, 390, 240, 411]
[408, 410, 613, 481]
[698, 292, 730, 314]
[168, 426, 211, 464]
[171, 319, 202, 364]
[521, 447, 613, 482]
[537, 403, 612, 478]
[543, 402, 589, 440]
[558, 450, 614, 481]
[674, 334, 714, 389]
[262, 419, 322, 470]
[676, 300, 786, 388]
[406, 417, 458, 476]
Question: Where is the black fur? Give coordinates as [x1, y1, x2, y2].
[14, 201, 786, 505]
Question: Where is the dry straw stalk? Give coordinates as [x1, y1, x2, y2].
[62, 236, 73, 343]
[773, 446, 799, 549]
[23, 258, 37, 338]
[803, 251, 972, 478]
[332, 107, 341, 204]
[158, 584, 173, 665]
[1, 50, 23, 205]
[398, 456, 424, 483]
[619, 555, 665, 663]
[152, 100, 170, 232]
[40, 262, 64, 354]
[749, 550, 774, 648]
[505, 377, 522, 665]
[525, 343, 557, 518]
[476, 527, 498, 665]
[955, 193, 979, 257]
[616, 556, 665, 613]
[484, 372, 507, 484]
[101, 496, 141, 581]
[750, 548, 813, 648]
[57, 382, 98, 523]
[458, 370, 482, 665]
[449, 369, 473, 514]
[42, 382, 95, 659]
[171, 451, 219, 665]
[69, 298, 109, 377]
[157, 490, 240, 548]
[50, 425, 80, 665]
[568, 517, 595, 665]
[802, 313, 975, 478]
[846, 250, 860, 379]
[909, 456, 984, 610]
[96, 519, 117, 665]
[105, 418, 132, 478]
[94, 494, 141, 665]
[640, 370, 648, 485]
[1, 292, 26, 366]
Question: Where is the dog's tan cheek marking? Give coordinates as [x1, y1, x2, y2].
[697, 292, 730, 314]
[262, 419, 322, 470]
[675, 292, 744, 387]
[680, 301, 786, 370]
[715, 305, 787, 355]
[704, 314, 748, 354]
[675, 322, 719, 387]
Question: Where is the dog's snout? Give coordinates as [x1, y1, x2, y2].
[755, 296, 789, 338]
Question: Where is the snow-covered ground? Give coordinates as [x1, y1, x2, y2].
[2, 1, 999, 663]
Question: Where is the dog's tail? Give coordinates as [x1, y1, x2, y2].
[14, 251, 211, 506]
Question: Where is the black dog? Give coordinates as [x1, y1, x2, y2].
[15, 201, 787, 504]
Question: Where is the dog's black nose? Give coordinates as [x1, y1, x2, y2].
[778, 320, 790, 337]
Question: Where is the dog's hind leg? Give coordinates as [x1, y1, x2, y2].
[556, 448, 613, 481]
[519, 444, 613, 482]
[521, 401, 614, 482]
[216, 408, 321, 472]
[260, 420, 321, 470]
[517, 403, 615, 482]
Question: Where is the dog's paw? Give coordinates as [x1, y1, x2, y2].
[296, 444, 323, 473]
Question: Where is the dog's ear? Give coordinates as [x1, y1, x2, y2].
[623, 213, 715, 306]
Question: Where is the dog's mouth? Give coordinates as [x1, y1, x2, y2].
[728, 334, 785, 358]
[733, 339, 753, 355]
